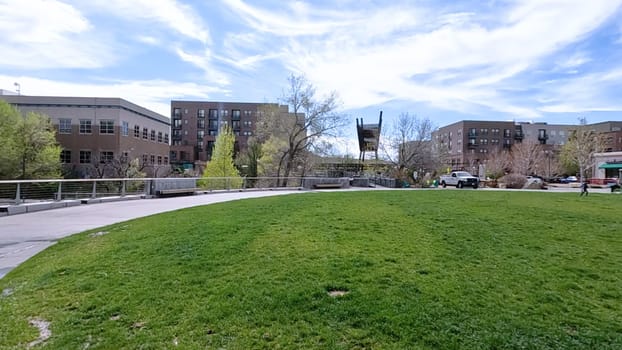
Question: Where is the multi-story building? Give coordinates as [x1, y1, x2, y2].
[0, 95, 170, 177]
[169, 101, 289, 168]
[433, 119, 622, 175]
[433, 120, 519, 170]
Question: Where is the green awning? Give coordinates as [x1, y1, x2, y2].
[599, 163, 622, 169]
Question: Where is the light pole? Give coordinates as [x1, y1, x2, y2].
[13, 82, 20, 95]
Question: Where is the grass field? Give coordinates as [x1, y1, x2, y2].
[1, 190, 621, 349]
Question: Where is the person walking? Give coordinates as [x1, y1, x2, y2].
[580, 181, 589, 196]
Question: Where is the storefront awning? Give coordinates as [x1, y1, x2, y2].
[599, 163, 622, 169]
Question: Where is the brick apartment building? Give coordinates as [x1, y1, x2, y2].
[169, 101, 289, 169]
[0, 95, 170, 177]
[433, 120, 622, 174]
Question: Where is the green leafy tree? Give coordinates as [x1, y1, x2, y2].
[0, 101, 60, 179]
[200, 125, 243, 189]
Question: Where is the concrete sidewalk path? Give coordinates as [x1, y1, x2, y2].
[0, 190, 306, 279]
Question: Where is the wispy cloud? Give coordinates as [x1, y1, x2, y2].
[224, 0, 622, 118]
[0, 0, 116, 69]
[84, 0, 211, 44]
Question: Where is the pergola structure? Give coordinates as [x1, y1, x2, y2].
[356, 111, 383, 167]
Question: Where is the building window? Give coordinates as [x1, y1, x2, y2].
[170, 151, 177, 161]
[492, 128, 500, 135]
[142, 127, 148, 139]
[100, 120, 114, 134]
[150, 130, 156, 141]
[197, 130, 205, 139]
[173, 140, 181, 146]
[481, 139, 488, 145]
[164, 156, 169, 164]
[59, 119, 72, 134]
[209, 120, 218, 129]
[220, 110, 228, 117]
[60, 150, 71, 163]
[480, 128, 488, 135]
[121, 121, 129, 136]
[134, 125, 140, 138]
[232, 120, 241, 130]
[173, 108, 181, 118]
[503, 129, 511, 138]
[157, 156, 162, 165]
[198, 109, 205, 118]
[243, 120, 252, 127]
[173, 119, 182, 128]
[100, 151, 114, 163]
[197, 140, 204, 147]
[164, 133, 169, 144]
[232, 109, 241, 120]
[158, 132, 163, 143]
[150, 155, 156, 164]
[79, 120, 92, 134]
[197, 119, 205, 129]
[79, 150, 91, 163]
[209, 109, 218, 119]
[468, 128, 477, 137]
[142, 154, 148, 164]
[243, 131, 252, 136]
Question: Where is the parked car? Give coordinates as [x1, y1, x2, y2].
[439, 171, 479, 189]
[560, 176, 578, 183]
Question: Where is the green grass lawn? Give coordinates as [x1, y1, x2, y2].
[1, 191, 621, 349]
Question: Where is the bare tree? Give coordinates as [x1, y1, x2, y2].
[511, 140, 545, 175]
[381, 113, 436, 181]
[560, 118, 606, 181]
[256, 74, 347, 185]
[484, 148, 511, 179]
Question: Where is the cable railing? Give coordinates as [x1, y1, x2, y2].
[0, 176, 355, 205]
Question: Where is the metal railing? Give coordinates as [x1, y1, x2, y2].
[0, 176, 351, 205]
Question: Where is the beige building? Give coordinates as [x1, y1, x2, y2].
[1, 95, 170, 177]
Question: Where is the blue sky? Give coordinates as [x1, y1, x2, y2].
[1, 0, 622, 154]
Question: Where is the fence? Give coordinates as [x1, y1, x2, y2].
[0, 176, 355, 205]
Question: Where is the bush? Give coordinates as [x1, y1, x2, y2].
[499, 173, 527, 189]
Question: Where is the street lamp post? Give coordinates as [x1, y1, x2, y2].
[13, 82, 20, 95]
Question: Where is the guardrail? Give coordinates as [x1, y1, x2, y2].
[0, 176, 354, 205]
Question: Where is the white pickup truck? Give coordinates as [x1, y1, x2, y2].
[439, 171, 479, 189]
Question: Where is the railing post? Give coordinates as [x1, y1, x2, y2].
[121, 180, 126, 197]
[91, 180, 97, 199]
[15, 183, 21, 204]
[56, 182, 62, 201]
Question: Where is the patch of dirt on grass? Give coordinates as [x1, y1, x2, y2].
[27, 318, 51, 348]
[1, 288, 14, 297]
[327, 290, 349, 297]
[89, 231, 108, 238]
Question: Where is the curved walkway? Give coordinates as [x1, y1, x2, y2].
[0, 190, 307, 279]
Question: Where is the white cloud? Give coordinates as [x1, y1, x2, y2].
[0, 0, 116, 69]
[226, 0, 622, 118]
[84, 0, 210, 44]
[0, 75, 229, 116]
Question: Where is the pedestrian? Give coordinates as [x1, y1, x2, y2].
[580, 181, 589, 196]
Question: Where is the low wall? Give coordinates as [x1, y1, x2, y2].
[149, 178, 197, 195]
[302, 177, 351, 189]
